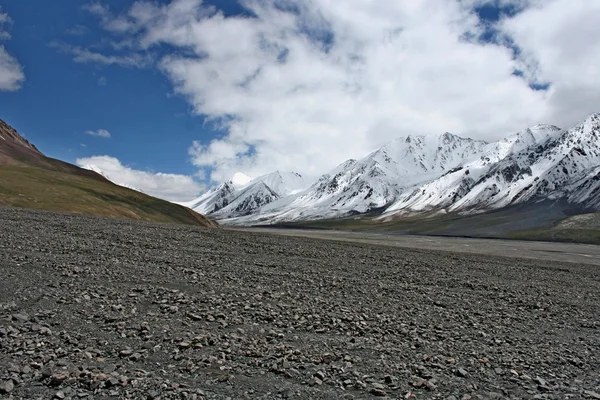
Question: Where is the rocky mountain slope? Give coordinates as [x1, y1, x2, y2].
[187, 113, 600, 226]
[0, 118, 217, 227]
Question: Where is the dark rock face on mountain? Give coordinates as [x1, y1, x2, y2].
[0, 119, 106, 180]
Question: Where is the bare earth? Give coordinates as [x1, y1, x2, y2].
[1, 207, 600, 400]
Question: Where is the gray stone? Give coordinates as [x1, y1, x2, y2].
[0, 380, 15, 394]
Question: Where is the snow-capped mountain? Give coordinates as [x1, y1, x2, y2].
[384, 114, 600, 215]
[183, 112, 600, 225]
[384, 124, 562, 214]
[180, 170, 307, 217]
[80, 164, 144, 193]
[220, 133, 488, 222]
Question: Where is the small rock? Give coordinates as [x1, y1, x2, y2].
[120, 349, 133, 357]
[584, 391, 600, 399]
[107, 377, 120, 387]
[54, 391, 66, 399]
[534, 377, 547, 386]
[12, 313, 30, 323]
[457, 368, 468, 377]
[370, 388, 386, 397]
[188, 313, 203, 321]
[8, 364, 20, 373]
[0, 380, 15, 394]
[49, 372, 68, 386]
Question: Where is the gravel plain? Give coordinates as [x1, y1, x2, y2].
[1, 207, 599, 400]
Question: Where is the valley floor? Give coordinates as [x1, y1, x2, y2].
[1, 207, 599, 399]
[244, 228, 600, 266]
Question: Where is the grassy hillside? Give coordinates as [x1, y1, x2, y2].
[0, 165, 218, 227]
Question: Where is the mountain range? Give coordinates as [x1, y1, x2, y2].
[175, 113, 600, 226]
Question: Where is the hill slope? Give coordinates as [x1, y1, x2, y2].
[0, 119, 217, 227]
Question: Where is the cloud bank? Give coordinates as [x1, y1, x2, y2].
[76, 155, 205, 201]
[80, 0, 600, 184]
[0, 9, 24, 91]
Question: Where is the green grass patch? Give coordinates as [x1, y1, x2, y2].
[0, 165, 215, 227]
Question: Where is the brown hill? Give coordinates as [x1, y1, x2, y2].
[0, 119, 218, 227]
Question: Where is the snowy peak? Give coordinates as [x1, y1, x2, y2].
[252, 170, 306, 196]
[258, 132, 488, 220]
[375, 133, 487, 175]
[80, 164, 144, 193]
[178, 181, 235, 214]
[479, 124, 560, 165]
[182, 170, 306, 217]
[181, 113, 600, 225]
[212, 181, 280, 217]
[386, 115, 600, 215]
[81, 164, 110, 180]
[228, 172, 252, 188]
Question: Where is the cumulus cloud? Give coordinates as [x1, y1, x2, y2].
[84, 0, 599, 183]
[500, 0, 600, 128]
[0, 9, 24, 91]
[85, 129, 111, 138]
[76, 155, 205, 201]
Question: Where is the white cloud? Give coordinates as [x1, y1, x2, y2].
[87, 0, 599, 183]
[51, 41, 153, 68]
[499, 0, 600, 128]
[85, 129, 111, 138]
[82, 3, 138, 34]
[0, 9, 24, 91]
[76, 155, 205, 201]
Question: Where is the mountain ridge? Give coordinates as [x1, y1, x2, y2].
[184, 113, 600, 227]
[0, 118, 218, 227]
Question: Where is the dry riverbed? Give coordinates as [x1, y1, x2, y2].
[1, 207, 599, 399]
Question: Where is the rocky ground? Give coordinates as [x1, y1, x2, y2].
[1, 207, 599, 400]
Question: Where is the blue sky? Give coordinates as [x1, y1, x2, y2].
[0, 0, 598, 201]
[0, 0, 221, 176]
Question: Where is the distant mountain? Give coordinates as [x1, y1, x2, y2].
[254, 133, 488, 221]
[184, 113, 600, 226]
[0, 118, 217, 227]
[179, 170, 307, 218]
[385, 114, 600, 215]
[79, 164, 145, 193]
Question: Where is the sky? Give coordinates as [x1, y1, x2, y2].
[0, 0, 599, 202]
